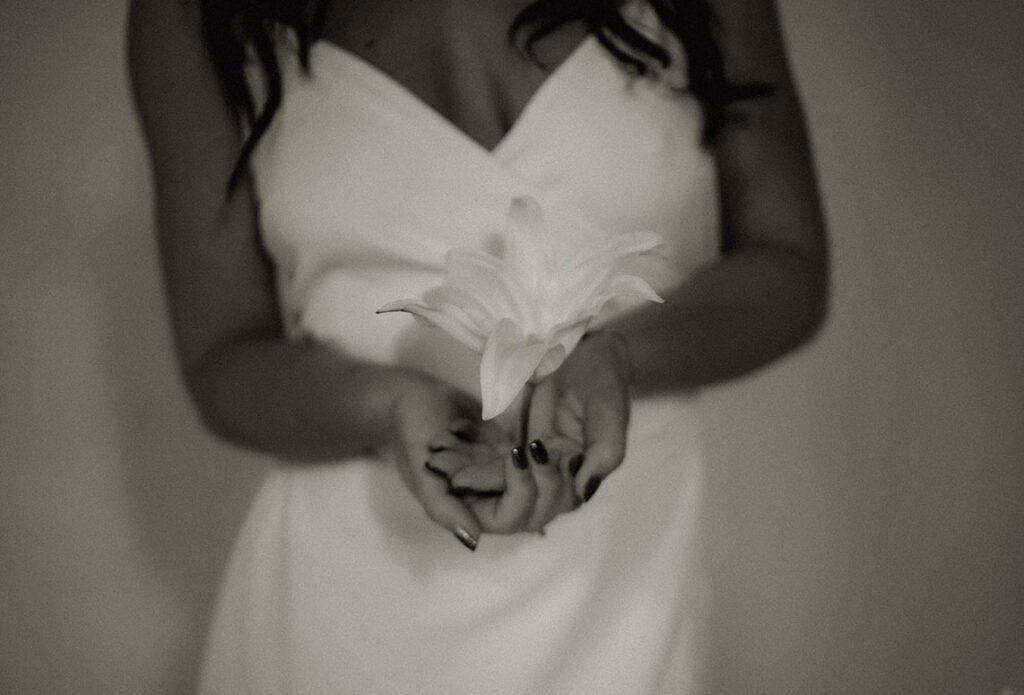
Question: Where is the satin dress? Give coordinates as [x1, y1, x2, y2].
[199, 4, 720, 693]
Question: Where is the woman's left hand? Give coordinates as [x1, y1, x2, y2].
[524, 330, 633, 505]
[426, 330, 634, 533]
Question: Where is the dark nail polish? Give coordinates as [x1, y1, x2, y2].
[528, 440, 549, 464]
[424, 461, 450, 480]
[453, 527, 478, 551]
[511, 446, 528, 470]
[583, 476, 602, 502]
[568, 454, 584, 477]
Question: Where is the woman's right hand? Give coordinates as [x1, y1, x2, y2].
[389, 377, 491, 551]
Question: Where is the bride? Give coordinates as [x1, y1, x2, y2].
[129, 0, 826, 692]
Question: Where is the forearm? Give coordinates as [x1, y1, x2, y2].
[605, 244, 828, 395]
[185, 333, 425, 461]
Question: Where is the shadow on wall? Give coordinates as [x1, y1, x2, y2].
[102, 216, 269, 693]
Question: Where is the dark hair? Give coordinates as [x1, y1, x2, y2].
[200, 0, 765, 192]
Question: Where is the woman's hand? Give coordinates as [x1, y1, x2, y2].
[427, 330, 634, 534]
[423, 396, 570, 535]
[389, 378, 491, 551]
[524, 330, 633, 504]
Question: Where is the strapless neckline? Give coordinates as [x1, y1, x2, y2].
[309, 36, 597, 156]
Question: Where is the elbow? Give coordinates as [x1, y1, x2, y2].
[181, 349, 265, 454]
[784, 246, 830, 354]
[185, 367, 250, 449]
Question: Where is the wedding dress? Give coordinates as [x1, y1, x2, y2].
[198, 4, 719, 693]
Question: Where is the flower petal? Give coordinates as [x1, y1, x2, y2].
[479, 319, 549, 420]
[584, 274, 665, 313]
[572, 230, 667, 268]
[502, 196, 550, 313]
[444, 249, 519, 321]
[376, 301, 487, 353]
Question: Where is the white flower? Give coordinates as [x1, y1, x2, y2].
[378, 196, 665, 419]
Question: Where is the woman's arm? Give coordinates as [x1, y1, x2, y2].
[521, 0, 828, 503]
[129, 0, 487, 547]
[128, 0, 413, 462]
[608, 0, 828, 393]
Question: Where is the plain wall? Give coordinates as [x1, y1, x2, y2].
[1, 1, 1021, 693]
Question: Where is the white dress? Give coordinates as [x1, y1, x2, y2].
[199, 5, 720, 694]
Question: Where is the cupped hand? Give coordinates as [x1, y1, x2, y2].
[389, 376, 491, 551]
[524, 330, 633, 504]
[426, 330, 634, 534]
[424, 394, 563, 535]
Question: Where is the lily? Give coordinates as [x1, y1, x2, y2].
[378, 196, 665, 419]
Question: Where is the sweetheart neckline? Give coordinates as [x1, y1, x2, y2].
[309, 36, 596, 157]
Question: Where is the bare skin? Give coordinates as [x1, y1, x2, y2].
[128, 0, 826, 546]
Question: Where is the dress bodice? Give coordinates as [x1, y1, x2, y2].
[248, 3, 719, 394]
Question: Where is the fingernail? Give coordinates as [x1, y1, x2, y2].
[428, 444, 447, 453]
[568, 453, 584, 477]
[583, 476, 602, 502]
[453, 527, 478, 551]
[528, 440, 549, 464]
[511, 446, 528, 470]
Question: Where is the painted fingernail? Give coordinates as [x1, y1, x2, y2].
[568, 453, 584, 477]
[424, 461, 449, 480]
[583, 476, 602, 502]
[453, 527, 478, 551]
[511, 446, 528, 470]
[528, 440, 549, 464]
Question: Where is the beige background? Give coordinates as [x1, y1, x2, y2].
[1, 1, 1021, 693]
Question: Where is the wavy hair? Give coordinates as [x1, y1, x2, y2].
[199, 0, 765, 192]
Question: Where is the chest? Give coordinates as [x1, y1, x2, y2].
[318, 0, 589, 150]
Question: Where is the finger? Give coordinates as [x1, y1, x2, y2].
[448, 456, 506, 495]
[424, 449, 478, 480]
[526, 379, 585, 453]
[525, 377, 555, 438]
[525, 437, 577, 530]
[524, 381, 568, 484]
[552, 390, 586, 444]
[446, 417, 478, 442]
[427, 429, 473, 453]
[574, 393, 629, 501]
[472, 447, 537, 534]
[414, 468, 482, 551]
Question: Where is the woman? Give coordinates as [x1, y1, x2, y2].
[129, 0, 826, 692]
